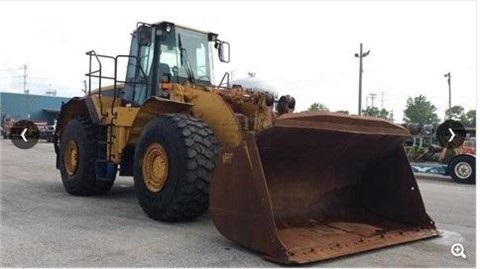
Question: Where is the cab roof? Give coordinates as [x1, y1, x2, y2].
[135, 21, 219, 40]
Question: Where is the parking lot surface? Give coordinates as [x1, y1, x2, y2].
[0, 140, 476, 267]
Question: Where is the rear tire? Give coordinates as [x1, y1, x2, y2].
[59, 118, 114, 195]
[449, 155, 475, 184]
[134, 114, 218, 222]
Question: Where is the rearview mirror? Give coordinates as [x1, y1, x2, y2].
[137, 25, 151, 46]
[217, 41, 230, 63]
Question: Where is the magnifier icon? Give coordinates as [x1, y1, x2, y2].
[451, 243, 466, 259]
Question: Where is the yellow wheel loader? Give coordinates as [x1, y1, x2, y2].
[54, 21, 439, 264]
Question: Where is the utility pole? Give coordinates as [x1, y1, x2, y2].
[22, 64, 28, 94]
[355, 43, 370, 115]
[444, 72, 451, 119]
[83, 80, 88, 94]
[46, 84, 56, 96]
[22, 64, 31, 119]
[368, 93, 377, 107]
[379, 91, 387, 109]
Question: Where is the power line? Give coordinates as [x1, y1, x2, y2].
[0, 67, 23, 71]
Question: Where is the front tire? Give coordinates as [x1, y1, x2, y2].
[449, 155, 475, 184]
[59, 118, 114, 195]
[134, 114, 218, 222]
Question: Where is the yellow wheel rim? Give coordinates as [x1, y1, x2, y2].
[142, 143, 169, 192]
[64, 140, 79, 176]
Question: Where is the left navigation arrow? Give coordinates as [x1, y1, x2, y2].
[9, 120, 40, 149]
[21, 128, 28, 142]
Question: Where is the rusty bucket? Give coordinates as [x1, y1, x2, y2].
[210, 112, 439, 264]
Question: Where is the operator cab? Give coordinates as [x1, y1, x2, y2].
[123, 21, 230, 105]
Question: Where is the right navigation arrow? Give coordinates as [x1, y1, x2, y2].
[448, 128, 455, 142]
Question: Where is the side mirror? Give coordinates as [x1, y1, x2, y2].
[217, 41, 230, 63]
[137, 25, 151, 46]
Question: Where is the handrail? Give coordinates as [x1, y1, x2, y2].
[84, 50, 148, 162]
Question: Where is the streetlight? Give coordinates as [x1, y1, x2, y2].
[444, 72, 451, 119]
[355, 43, 370, 115]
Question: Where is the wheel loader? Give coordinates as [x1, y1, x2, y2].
[54, 21, 439, 264]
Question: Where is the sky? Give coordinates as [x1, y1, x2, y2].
[0, 0, 477, 122]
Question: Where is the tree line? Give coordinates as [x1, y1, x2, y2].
[306, 94, 475, 127]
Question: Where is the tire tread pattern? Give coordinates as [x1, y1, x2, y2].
[141, 114, 218, 222]
[60, 117, 113, 196]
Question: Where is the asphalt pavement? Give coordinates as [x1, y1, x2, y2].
[0, 140, 476, 267]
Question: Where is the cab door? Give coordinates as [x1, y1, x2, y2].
[123, 26, 157, 105]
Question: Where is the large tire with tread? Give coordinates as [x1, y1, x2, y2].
[59, 118, 114, 195]
[134, 114, 218, 222]
[449, 154, 475, 184]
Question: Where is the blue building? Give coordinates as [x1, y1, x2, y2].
[0, 92, 70, 124]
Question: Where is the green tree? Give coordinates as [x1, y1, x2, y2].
[307, 103, 329, 111]
[403, 95, 440, 124]
[444, 105, 464, 121]
[444, 106, 475, 127]
[466, 110, 476, 127]
[362, 106, 393, 121]
[460, 109, 476, 127]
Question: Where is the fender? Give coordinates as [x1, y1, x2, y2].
[56, 97, 100, 135]
[54, 96, 99, 168]
[126, 88, 244, 147]
[126, 96, 193, 145]
[447, 153, 476, 172]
